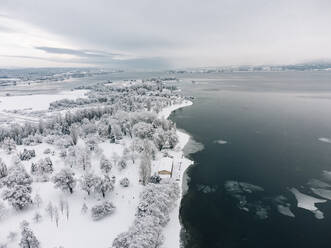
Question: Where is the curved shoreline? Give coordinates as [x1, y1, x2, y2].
[158, 100, 194, 248]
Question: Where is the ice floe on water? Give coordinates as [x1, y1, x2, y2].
[311, 188, 331, 200]
[322, 170, 331, 182]
[290, 188, 326, 219]
[214, 139, 228, 145]
[225, 181, 264, 194]
[225, 181, 269, 219]
[182, 135, 204, 156]
[318, 137, 331, 143]
[308, 178, 331, 188]
[197, 184, 218, 194]
[277, 205, 295, 218]
[274, 195, 295, 218]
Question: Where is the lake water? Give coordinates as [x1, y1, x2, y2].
[170, 71, 331, 248]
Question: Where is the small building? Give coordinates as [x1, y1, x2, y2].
[157, 157, 174, 178]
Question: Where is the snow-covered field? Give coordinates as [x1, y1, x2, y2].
[0, 80, 194, 248]
[0, 90, 88, 125]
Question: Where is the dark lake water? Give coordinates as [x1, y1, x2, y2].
[170, 71, 331, 248]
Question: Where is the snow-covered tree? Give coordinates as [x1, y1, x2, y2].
[69, 126, 79, 145]
[0, 158, 8, 179]
[91, 201, 115, 221]
[132, 122, 155, 139]
[19, 221, 40, 248]
[45, 202, 53, 221]
[31, 157, 53, 180]
[59, 199, 65, 214]
[3, 185, 32, 210]
[81, 203, 88, 214]
[153, 128, 167, 151]
[111, 124, 122, 140]
[32, 212, 42, 223]
[2, 165, 32, 188]
[99, 155, 112, 174]
[54, 207, 59, 227]
[95, 175, 114, 198]
[139, 153, 151, 186]
[80, 172, 98, 196]
[33, 194, 42, 208]
[120, 177, 129, 187]
[52, 168, 76, 194]
[2, 138, 16, 154]
[65, 201, 70, 220]
[142, 140, 157, 160]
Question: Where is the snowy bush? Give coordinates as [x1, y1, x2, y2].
[18, 149, 36, 161]
[43, 148, 51, 154]
[91, 201, 115, 221]
[54, 135, 74, 149]
[22, 134, 42, 146]
[100, 155, 112, 174]
[2, 138, 16, 154]
[52, 168, 76, 194]
[120, 177, 129, 187]
[149, 174, 161, 184]
[117, 159, 127, 170]
[44, 135, 56, 144]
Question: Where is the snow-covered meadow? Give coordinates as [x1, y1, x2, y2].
[0, 80, 193, 248]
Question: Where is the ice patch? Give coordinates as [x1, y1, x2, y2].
[255, 205, 269, 219]
[214, 139, 228, 145]
[197, 184, 218, 194]
[311, 188, 331, 200]
[274, 195, 295, 218]
[182, 136, 204, 156]
[322, 170, 331, 182]
[225, 181, 268, 218]
[277, 205, 295, 218]
[308, 178, 331, 188]
[225, 181, 264, 194]
[318, 137, 331, 144]
[290, 188, 326, 219]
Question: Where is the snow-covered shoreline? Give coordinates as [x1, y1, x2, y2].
[157, 100, 194, 248]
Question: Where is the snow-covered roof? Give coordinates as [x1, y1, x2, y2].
[157, 157, 173, 173]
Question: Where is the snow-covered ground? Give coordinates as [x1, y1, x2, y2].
[0, 91, 194, 247]
[0, 90, 88, 125]
[0, 90, 88, 112]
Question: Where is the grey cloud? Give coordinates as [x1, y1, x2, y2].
[35, 46, 121, 58]
[1, 0, 331, 68]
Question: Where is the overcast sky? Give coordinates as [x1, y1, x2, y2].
[1, 0, 331, 69]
